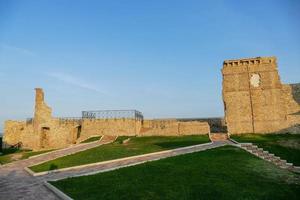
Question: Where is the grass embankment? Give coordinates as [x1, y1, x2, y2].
[30, 135, 210, 172]
[0, 148, 55, 164]
[51, 146, 300, 200]
[231, 133, 300, 166]
[80, 136, 102, 143]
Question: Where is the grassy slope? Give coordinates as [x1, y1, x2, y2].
[30, 135, 210, 172]
[51, 146, 300, 200]
[231, 134, 300, 166]
[0, 149, 55, 164]
[0, 148, 24, 164]
[80, 136, 101, 143]
[21, 149, 55, 159]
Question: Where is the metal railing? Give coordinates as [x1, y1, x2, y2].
[82, 110, 143, 120]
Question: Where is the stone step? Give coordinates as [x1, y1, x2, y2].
[261, 154, 273, 159]
[251, 149, 264, 154]
[245, 145, 258, 150]
[267, 156, 281, 162]
[210, 133, 228, 141]
[277, 162, 293, 169]
[256, 152, 269, 157]
[278, 165, 289, 169]
[239, 143, 297, 172]
[241, 143, 252, 147]
[275, 160, 287, 166]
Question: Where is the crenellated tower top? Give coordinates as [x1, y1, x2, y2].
[223, 56, 277, 67]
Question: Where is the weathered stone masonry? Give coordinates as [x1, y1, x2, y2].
[4, 56, 299, 150]
[4, 89, 83, 150]
[222, 57, 300, 134]
[3, 88, 210, 150]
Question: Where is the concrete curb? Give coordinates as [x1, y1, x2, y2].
[228, 138, 239, 144]
[27, 142, 215, 177]
[44, 181, 73, 200]
[29, 149, 57, 159]
[24, 166, 35, 176]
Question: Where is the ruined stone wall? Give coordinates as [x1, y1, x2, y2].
[3, 120, 37, 149]
[139, 119, 210, 136]
[3, 119, 81, 150]
[3, 88, 211, 151]
[3, 89, 82, 150]
[42, 119, 81, 149]
[33, 88, 52, 131]
[178, 118, 226, 133]
[222, 57, 300, 134]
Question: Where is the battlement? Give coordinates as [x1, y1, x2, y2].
[223, 56, 277, 67]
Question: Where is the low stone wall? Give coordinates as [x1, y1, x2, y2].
[177, 118, 226, 133]
[139, 119, 210, 136]
[80, 119, 140, 138]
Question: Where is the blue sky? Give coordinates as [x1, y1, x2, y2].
[0, 0, 299, 133]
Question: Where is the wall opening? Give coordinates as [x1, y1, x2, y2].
[76, 125, 82, 140]
[72, 125, 82, 144]
[40, 127, 50, 148]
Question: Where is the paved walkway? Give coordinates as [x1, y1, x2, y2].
[0, 139, 228, 200]
[0, 136, 116, 200]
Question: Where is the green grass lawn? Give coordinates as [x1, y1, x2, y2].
[51, 145, 300, 200]
[30, 135, 210, 172]
[231, 133, 300, 166]
[0, 148, 55, 164]
[80, 136, 102, 143]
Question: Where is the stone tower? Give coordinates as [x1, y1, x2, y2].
[222, 57, 289, 134]
[33, 88, 52, 130]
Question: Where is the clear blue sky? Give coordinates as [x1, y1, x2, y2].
[0, 0, 300, 133]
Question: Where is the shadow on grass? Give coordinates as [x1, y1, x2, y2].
[49, 164, 58, 170]
[1, 148, 20, 155]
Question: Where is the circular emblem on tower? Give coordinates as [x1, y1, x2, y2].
[250, 74, 260, 87]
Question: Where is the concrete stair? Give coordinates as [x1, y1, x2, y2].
[240, 143, 296, 171]
[210, 133, 228, 141]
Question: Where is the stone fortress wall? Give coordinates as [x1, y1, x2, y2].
[3, 56, 300, 150]
[222, 57, 300, 134]
[3, 89, 209, 150]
